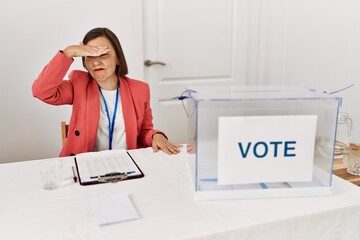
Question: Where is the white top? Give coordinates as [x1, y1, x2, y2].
[94, 88, 127, 151]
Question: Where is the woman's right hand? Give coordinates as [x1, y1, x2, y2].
[62, 44, 109, 59]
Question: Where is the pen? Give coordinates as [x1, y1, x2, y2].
[72, 166, 77, 183]
[90, 171, 135, 179]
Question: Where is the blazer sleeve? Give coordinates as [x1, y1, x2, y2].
[32, 51, 75, 105]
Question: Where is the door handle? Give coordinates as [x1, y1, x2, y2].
[144, 59, 166, 67]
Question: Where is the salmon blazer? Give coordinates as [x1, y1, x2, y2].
[32, 51, 161, 157]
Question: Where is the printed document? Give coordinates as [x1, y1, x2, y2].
[74, 149, 143, 185]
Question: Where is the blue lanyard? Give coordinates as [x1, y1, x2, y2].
[99, 85, 119, 150]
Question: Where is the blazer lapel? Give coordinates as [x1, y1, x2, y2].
[86, 78, 100, 151]
[120, 77, 138, 149]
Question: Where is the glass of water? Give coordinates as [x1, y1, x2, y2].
[39, 159, 63, 190]
[347, 145, 360, 176]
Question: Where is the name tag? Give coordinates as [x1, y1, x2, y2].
[218, 115, 317, 185]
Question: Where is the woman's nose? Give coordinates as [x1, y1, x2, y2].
[92, 59, 101, 66]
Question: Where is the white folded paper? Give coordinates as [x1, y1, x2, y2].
[89, 192, 140, 226]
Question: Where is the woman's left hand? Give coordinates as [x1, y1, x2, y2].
[152, 133, 182, 154]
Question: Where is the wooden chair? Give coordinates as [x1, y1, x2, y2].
[60, 121, 69, 147]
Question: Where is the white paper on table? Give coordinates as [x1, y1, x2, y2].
[89, 192, 140, 226]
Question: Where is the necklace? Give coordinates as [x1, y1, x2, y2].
[98, 84, 119, 150]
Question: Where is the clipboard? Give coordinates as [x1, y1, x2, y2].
[74, 149, 144, 186]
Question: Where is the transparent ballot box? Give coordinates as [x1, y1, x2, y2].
[185, 86, 341, 200]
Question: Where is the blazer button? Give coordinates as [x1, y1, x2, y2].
[75, 130, 80, 136]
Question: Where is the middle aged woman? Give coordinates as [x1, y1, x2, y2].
[32, 27, 181, 157]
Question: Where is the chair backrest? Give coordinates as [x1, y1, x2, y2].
[60, 121, 69, 147]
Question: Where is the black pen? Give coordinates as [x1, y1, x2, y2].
[90, 171, 135, 179]
[72, 166, 78, 183]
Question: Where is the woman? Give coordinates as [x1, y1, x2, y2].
[32, 27, 180, 157]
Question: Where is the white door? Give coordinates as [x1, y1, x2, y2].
[143, 0, 249, 143]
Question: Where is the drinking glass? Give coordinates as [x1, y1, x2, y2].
[39, 159, 63, 190]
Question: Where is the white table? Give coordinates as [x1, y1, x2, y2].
[1, 147, 360, 240]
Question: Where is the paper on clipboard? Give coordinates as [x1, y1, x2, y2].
[74, 149, 144, 185]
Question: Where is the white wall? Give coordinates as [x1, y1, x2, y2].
[0, 0, 144, 163]
[1, 0, 359, 163]
[245, 0, 360, 143]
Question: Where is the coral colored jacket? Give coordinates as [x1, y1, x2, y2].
[32, 51, 161, 157]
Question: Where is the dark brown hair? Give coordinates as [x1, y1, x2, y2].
[82, 27, 128, 77]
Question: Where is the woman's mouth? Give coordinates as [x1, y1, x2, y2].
[94, 68, 105, 72]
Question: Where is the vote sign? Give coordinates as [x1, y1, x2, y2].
[218, 115, 317, 185]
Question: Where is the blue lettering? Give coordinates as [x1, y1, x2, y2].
[284, 141, 296, 157]
[238, 140, 296, 158]
[269, 141, 282, 157]
[238, 142, 251, 158]
[253, 141, 268, 158]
